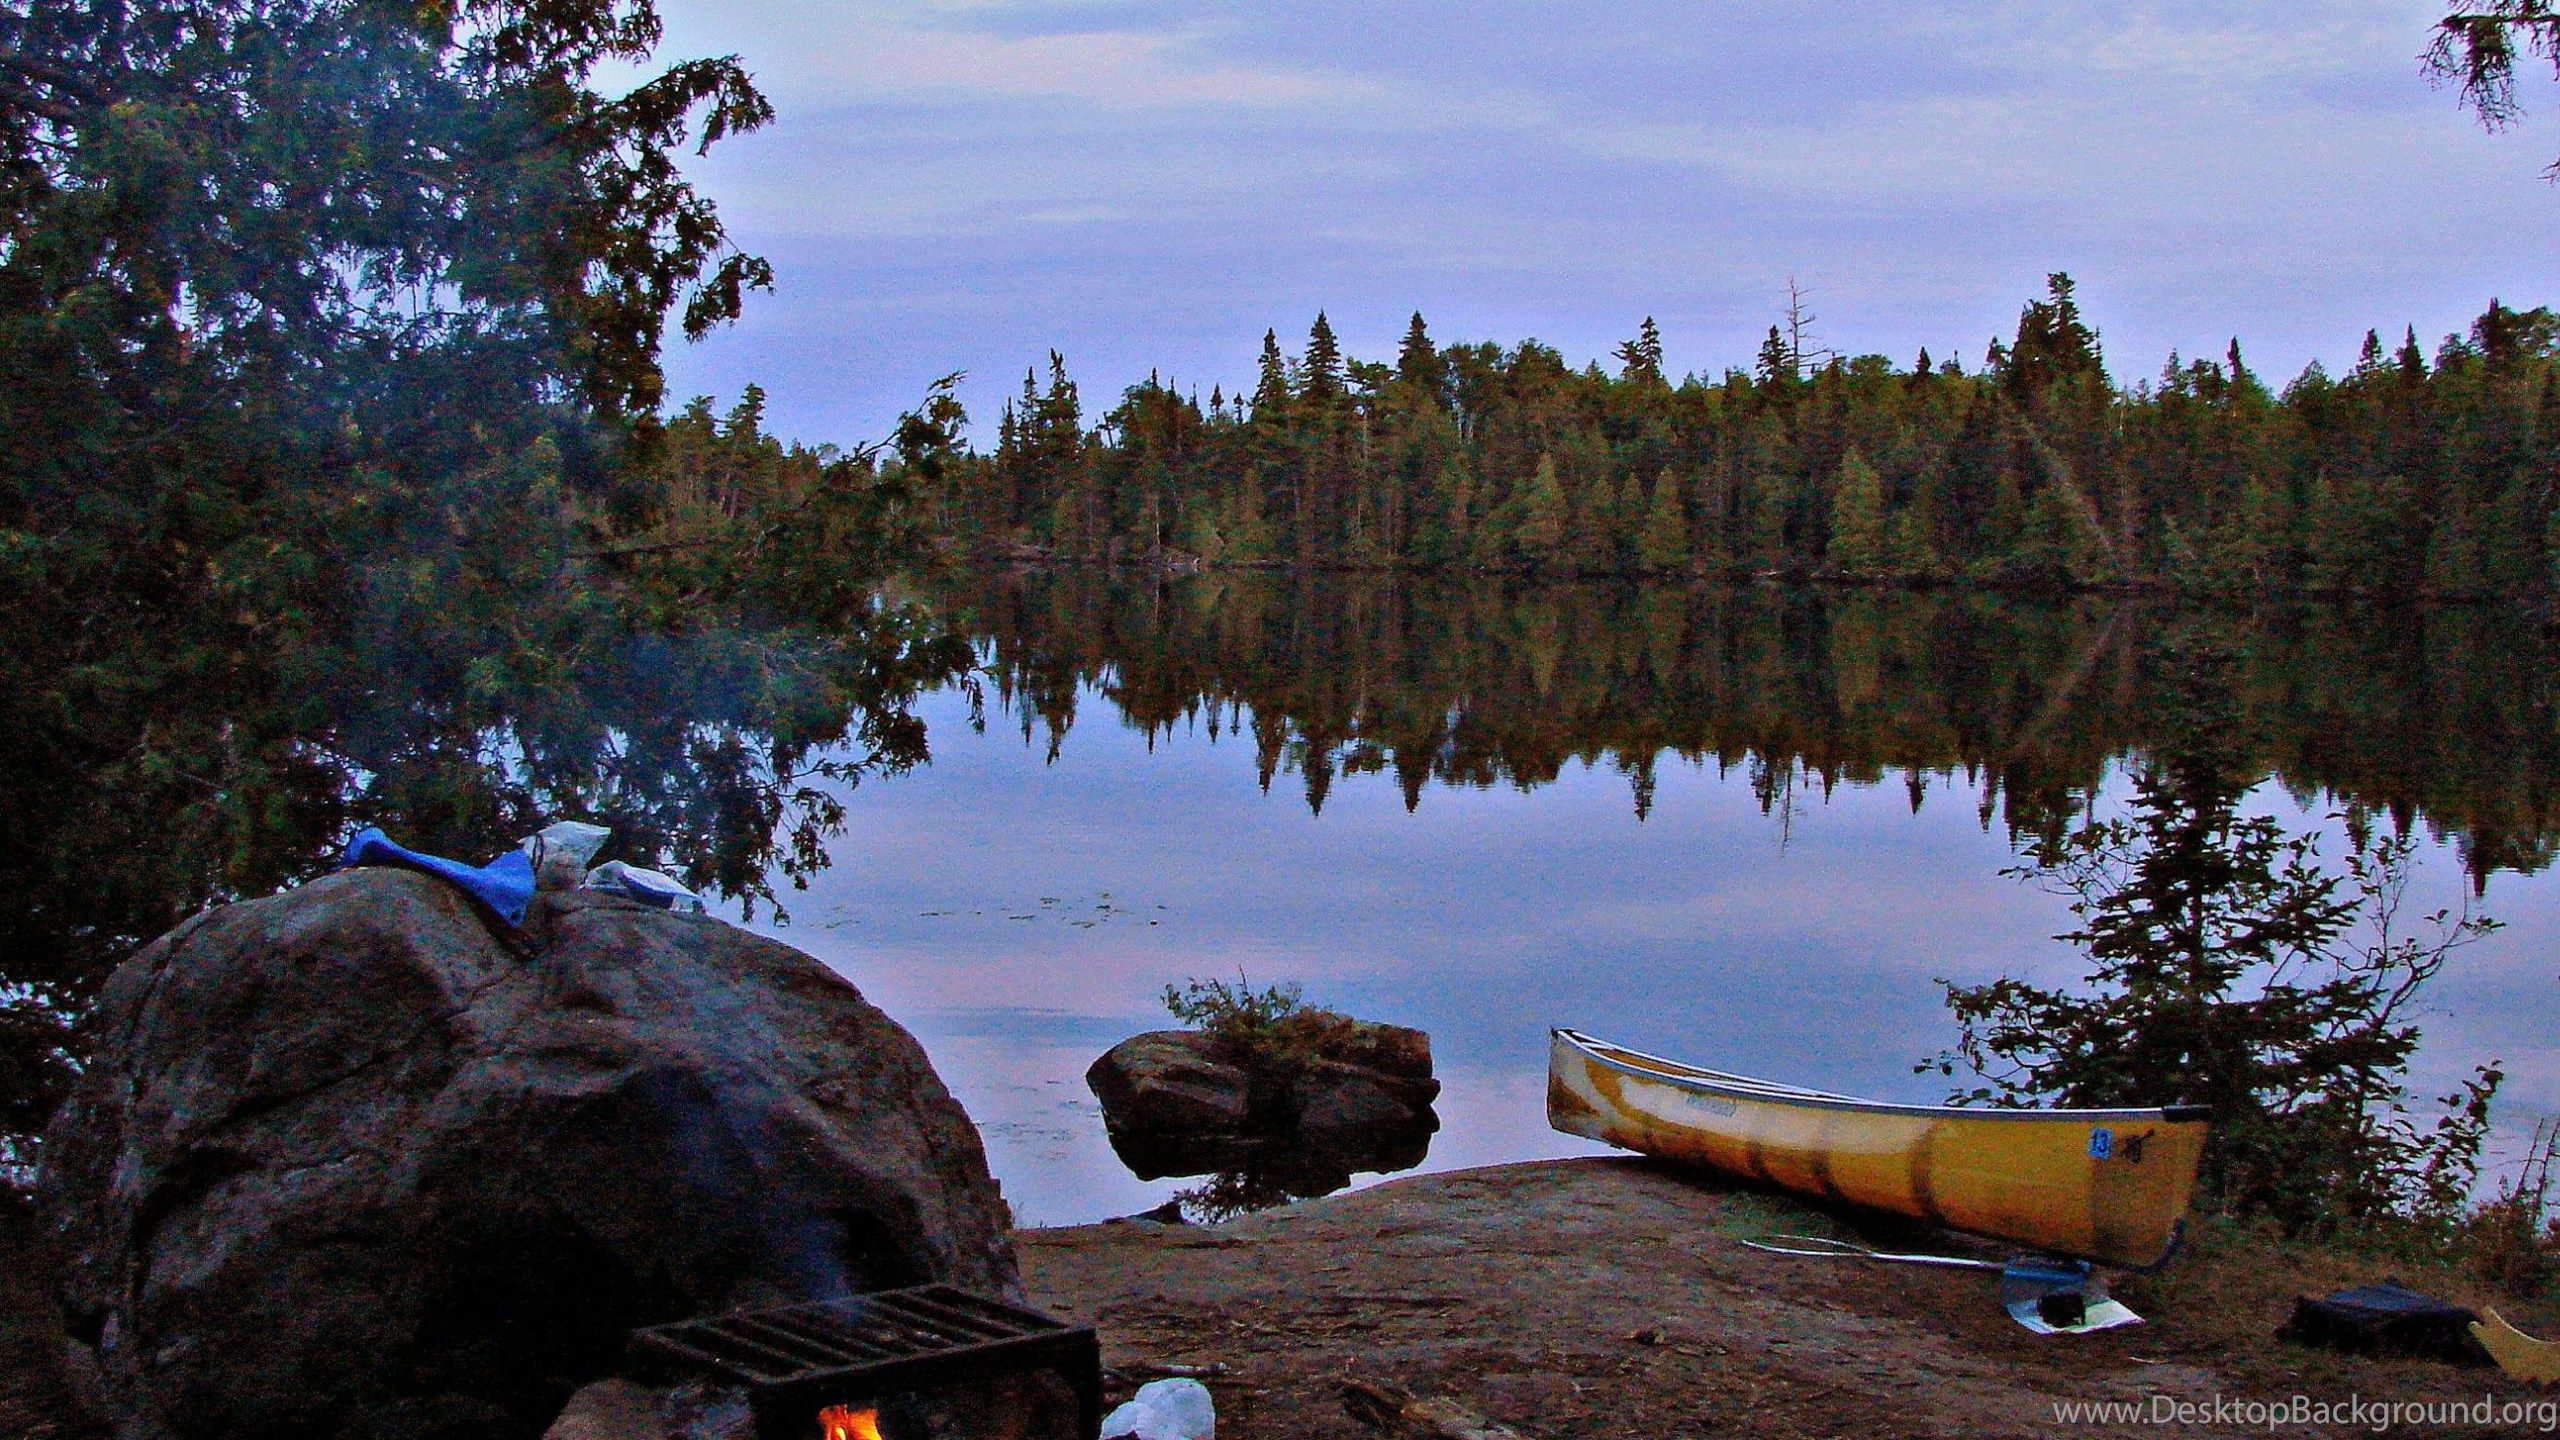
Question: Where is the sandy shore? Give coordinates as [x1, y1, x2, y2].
[1019, 1157, 2553, 1439]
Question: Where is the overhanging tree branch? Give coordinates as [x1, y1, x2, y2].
[2429, 3, 2560, 172]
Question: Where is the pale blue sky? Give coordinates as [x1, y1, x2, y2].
[649, 2, 2560, 448]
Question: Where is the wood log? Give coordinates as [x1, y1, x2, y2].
[1338, 1379, 1530, 1440]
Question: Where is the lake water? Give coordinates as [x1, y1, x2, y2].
[724, 572, 2560, 1225]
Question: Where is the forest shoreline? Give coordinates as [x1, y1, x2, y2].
[944, 544, 2544, 614]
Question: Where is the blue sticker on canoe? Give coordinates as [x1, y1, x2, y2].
[2089, 1127, 2114, 1159]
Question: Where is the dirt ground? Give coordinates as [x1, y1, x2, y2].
[1019, 1158, 2560, 1440]
[8, 1159, 2553, 1438]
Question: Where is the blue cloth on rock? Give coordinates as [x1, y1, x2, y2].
[340, 827, 536, 927]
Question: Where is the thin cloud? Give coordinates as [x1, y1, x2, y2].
[667, 3, 1374, 110]
[651, 0, 2558, 447]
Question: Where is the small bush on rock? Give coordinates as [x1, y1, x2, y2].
[1160, 975, 1356, 1068]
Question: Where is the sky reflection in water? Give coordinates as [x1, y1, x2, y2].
[731, 684, 2560, 1228]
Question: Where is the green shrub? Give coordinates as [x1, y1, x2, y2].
[1160, 975, 1355, 1067]
[2466, 1121, 2560, 1299]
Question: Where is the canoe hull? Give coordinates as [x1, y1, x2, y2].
[1547, 1029, 2206, 1268]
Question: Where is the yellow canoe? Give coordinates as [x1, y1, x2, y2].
[1547, 1028, 2209, 1268]
[2473, 1309, 2560, 1384]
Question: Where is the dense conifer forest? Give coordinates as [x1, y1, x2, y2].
[917, 279, 2560, 604]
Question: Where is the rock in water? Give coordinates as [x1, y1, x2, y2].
[1087, 1024, 1438, 1141]
[39, 869, 1028, 1440]
[1082, 1032, 1260, 1135]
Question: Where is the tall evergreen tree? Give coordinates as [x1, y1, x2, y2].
[1637, 468, 1691, 571]
[1615, 316, 1667, 385]
[1396, 312, 1446, 401]
[1252, 329, 1293, 424]
[1511, 453, 1569, 566]
[2003, 272, 2106, 400]
[1754, 326, 1797, 386]
[1827, 449, 1887, 574]
[1302, 312, 1347, 407]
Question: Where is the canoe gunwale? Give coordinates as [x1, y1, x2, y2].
[1553, 1028, 2209, 1125]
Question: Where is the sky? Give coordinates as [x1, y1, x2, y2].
[645, 1, 2560, 450]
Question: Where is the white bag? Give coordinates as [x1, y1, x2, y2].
[584, 860, 707, 914]
[1099, 1378, 1214, 1440]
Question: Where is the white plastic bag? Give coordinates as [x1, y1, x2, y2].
[584, 859, 707, 914]
[521, 821, 613, 891]
[1099, 1378, 1214, 1440]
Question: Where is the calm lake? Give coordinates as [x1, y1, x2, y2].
[724, 571, 2560, 1226]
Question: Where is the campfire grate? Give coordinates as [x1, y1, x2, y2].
[630, 1283, 1101, 1440]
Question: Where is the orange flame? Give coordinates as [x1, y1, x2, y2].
[818, 1405, 883, 1440]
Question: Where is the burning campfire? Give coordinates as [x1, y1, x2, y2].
[819, 1405, 884, 1440]
[628, 1283, 1099, 1439]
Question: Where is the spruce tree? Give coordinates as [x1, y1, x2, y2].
[1885, 507, 1941, 577]
[1396, 312, 1446, 400]
[2003, 272, 2106, 401]
[1303, 312, 1346, 406]
[1252, 330, 1293, 424]
[1615, 316, 1666, 385]
[1754, 326, 1797, 386]
[1637, 468, 1692, 571]
[1225, 468, 1275, 559]
[1434, 452, 1476, 564]
[1826, 449, 1887, 574]
[1511, 453, 1570, 566]
[2398, 326, 2429, 383]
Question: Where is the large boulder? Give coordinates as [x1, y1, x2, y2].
[38, 869, 1028, 1440]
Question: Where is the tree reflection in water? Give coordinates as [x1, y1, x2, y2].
[1106, 1123, 1439, 1223]
[15, 561, 2557, 1201]
[951, 568, 2560, 883]
[943, 568, 2560, 1210]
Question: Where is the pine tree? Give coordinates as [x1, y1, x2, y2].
[1754, 326, 1797, 386]
[1432, 452, 1476, 565]
[1225, 468, 1274, 559]
[1511, 453, 1569, 565]
[1615, 316, 1666, 385]
[2003, 272, 2106, 401]
[1937, 631, 2501, 1232]
[1252, 330, 1293, 424]
[1302, 312, 1346, 407]
[1396, 312, 1446, 401]
[1637, 468, 1691, 571]
[1826, 449, 1887, 574]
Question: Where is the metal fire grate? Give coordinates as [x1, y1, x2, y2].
[629, 1283, 1101, 1440]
